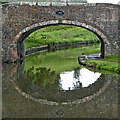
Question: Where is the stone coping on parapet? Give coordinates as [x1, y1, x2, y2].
[1, 2, 97, 6]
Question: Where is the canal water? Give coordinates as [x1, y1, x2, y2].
[2, 45, 119, 118]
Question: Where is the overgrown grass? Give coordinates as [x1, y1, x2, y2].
[25, 25, 100, 49]
[85, 56, 120, 73]
[25, 44, 101, 74]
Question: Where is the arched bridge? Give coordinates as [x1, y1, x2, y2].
[1, 2, 120, 63]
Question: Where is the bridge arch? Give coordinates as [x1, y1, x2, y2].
[14, 20, 109, 61]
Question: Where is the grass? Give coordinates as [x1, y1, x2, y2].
[0, 1, 8, 4]
[25, 41, 41, 49]
[25, 44, 101, 74]
[25, 25, 100, 49]
[104, 56, 120, 62]
[85, 56, 120, 73]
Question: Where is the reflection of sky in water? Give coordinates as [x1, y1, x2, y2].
[60, 68, 101, 90]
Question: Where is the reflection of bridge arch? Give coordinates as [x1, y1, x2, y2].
[12, 73, 112, 106]
[16, 20, 109, 60]
[12, 61, 112, 106]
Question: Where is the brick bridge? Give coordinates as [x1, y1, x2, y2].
[0, 2, 120, 63]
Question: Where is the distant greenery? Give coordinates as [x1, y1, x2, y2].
[0, 1, 8, 4]
[25, 44, 101, 74]
[85, 56, 120, 73]
[25, 25, 100, 49]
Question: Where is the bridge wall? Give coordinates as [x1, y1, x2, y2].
[1, 2, 119, 62]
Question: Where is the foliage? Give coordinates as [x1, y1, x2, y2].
[25, 25, 100, 49]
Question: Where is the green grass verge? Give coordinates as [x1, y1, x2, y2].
[25, 25, 100, 49]
[85, 56, 120, 73]
[104, 56, 120, 62]
[25, 44, 101, 74]
[25, 41, 42, 49]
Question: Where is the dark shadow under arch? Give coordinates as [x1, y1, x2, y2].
[17, 23, 105, 60]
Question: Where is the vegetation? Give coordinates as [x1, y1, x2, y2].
[25, 44, 101, 74]
[25, 45, 119, 89]
[26, 66, 60, 89]
[25, 25, 100, 49]
[104, 56, 120, 62]
[0, 1, 8, 4]
[85, 56, 120, 73]
[25, 25, 119, 75]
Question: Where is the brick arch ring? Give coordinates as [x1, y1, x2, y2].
[14, 20, 110, 61]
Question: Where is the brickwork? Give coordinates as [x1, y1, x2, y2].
[0, 5, 2, 119]
[1, 2, 120, 62]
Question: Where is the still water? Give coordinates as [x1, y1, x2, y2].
[2, 46, 119, 118]
[60, 68, 101, 90]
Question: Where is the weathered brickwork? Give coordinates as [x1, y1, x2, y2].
[1, 2, 120, 62]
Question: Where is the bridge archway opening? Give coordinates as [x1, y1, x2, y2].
[16, 21, 108, 61]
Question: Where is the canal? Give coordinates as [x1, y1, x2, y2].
[2, 44, 119, 118]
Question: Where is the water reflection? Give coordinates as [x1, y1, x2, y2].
[2, 44, 119, 118]
[60, 68, 101, 90]
[25, 67, 60, 89]
[2, 62, 119, 118]
[25, 66, 102, 92]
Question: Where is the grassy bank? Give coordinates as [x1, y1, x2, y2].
[25, 25, 100, 49]
[25, 44, 101, 74]
[84, 56, 120, 73]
